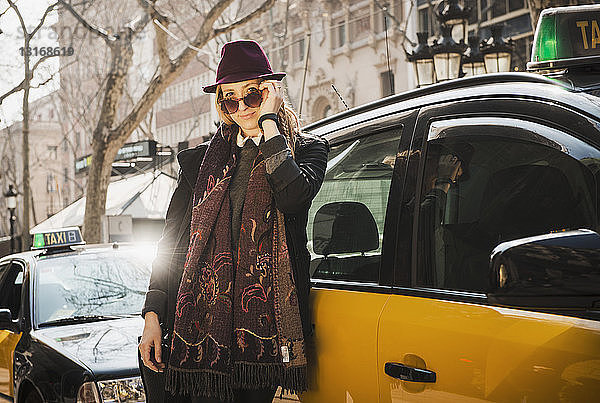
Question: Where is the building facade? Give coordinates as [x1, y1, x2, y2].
[0, 92, 76, 237]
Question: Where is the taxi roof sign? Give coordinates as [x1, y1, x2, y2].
[528, 4, 600, 72]
[31, 227, 85, 250]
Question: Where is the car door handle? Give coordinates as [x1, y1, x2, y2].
[384, 362, 436, 383]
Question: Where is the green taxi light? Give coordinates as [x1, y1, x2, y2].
[30, 227, 85, 250]
[535, 14, 558, 62]
[33, 233, 45, 248]
[528, 4, 600, 71]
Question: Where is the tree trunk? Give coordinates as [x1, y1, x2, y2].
[83, 137, 120, 243]
[82, 40, 133, 244]
[527, 0, 575, 30]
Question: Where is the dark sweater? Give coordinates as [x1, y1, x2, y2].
[229, 140, 259, 253]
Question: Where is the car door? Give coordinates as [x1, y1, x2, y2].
[301, 111, 416, 402]
[378, 98, 600, 402]
[0, 259, 26, 398]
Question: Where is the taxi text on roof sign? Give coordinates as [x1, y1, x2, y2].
[528, 4, 600, 71]
[31, 227, 85, 250]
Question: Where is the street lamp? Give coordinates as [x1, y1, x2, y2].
[481, 24, 514, 73]
[406, 32, 435, 87]
[4, 185, 17, 253]
[462, 35, 486, 76]
[436, 0, 471, 43]
[431, 25, 467, 81]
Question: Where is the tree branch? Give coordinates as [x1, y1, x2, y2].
[153, 18, 172, 74]
[32, 59, 76, 89]
[30, 54, 59, 74]
[30, 2, 60, 38]
[211, 0, 276, 39]
[58, 0, 117, 42]
[0, 80, 25, 105]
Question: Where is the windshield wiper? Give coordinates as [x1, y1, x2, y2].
[38, 314, 123, 327]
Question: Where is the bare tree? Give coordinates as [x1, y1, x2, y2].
[58, 0, 276, 243]
[0, 1, 60, 249]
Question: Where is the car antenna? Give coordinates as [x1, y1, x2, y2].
[331, 84, 349, 110]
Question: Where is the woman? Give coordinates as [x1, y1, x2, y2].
[138, 39, 329, 403]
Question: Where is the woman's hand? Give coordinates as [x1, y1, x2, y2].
[258, 80, 283, 116]
[138, 312, 165, 372]
[437, 154, 462, 181]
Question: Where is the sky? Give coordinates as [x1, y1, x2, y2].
[0, 0, 60, 128]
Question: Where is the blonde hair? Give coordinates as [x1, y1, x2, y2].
[215, 82, 299, 158]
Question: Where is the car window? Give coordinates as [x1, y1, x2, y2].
[34, 247, 153, 325]
[0, 261, 24, 319]
[414, 119, 600, 293]
[308, 128, 402, 283]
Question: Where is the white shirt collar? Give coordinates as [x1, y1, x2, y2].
[237, 132, 262, 147]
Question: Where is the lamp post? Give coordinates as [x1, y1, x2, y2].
[462, 35, 486, 76]
[431, 25, 467, 81]
[406, 32, 436, 87]
[481, 24, 514, 73]
[4, 185, 17, 253]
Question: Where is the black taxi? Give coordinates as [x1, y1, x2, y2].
[0, 228, 151, 402]
[300, 5, 600, 402]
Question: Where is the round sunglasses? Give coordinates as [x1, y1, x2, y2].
[219, 88, 264, 114]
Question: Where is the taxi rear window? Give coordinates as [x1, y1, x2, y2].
[34, 247, 153, 326]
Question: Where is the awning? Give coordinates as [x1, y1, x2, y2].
[31, 171, 177, 233]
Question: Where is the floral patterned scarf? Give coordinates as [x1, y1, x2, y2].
[166, 124, 307, 401]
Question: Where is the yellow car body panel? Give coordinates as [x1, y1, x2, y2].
[378, 295, 600, 402]
[0, 330, 22, 397]
[302, 287, 390, 403]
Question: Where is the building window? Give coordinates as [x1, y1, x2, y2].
[381, 70, 395, 97]
[47, 173, 55, 193]
[48, 146, 58, 160]
[64, 167, 68, 183]
[480, 0, 489, 22]
[332, 17, 346, 48]
[509, 0, 525, 12]
[349, 7, 370, 42]
[294, 37, 305, 63]
[418, 7, 430, 34]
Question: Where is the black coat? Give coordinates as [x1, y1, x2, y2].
[142, 133, 329, 340]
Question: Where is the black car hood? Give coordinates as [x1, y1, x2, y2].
[32, 316, 143, 379]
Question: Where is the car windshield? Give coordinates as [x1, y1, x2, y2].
[34, 246, 154, 326]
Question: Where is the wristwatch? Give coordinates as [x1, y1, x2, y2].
[434, 178, 455, 186]
[258, 113, 279, 131]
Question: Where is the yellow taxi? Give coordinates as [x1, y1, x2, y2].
[301, 5, 600, 402]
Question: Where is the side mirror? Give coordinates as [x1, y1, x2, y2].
[488, 229, 600, 313]
[0, 309, 13, 331]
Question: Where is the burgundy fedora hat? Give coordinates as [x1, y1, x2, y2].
[203, 40, 285, 93]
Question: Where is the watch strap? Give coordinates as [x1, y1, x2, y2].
[258, 113, 279, 131]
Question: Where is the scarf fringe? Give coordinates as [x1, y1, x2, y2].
[165, 364, 307, 401]
[232, 362, 308, 394]
[165, 367, 233, 402]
